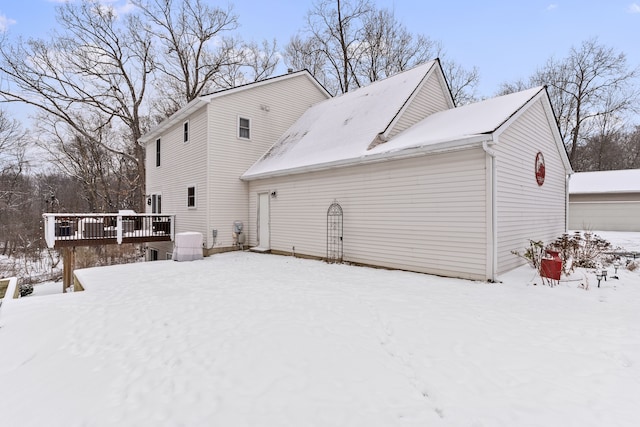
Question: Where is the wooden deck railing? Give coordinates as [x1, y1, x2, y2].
[42, 213, 176, 248]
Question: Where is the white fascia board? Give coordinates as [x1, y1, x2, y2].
[380, 61, 437, 139]
[139, 71, 330, 146]
[492, 87, 544, 139]
[139, 98, 211, 144]
[493, 87, 573, 174]
[241, 134, 491, 181]
[204, 70, 331, 102]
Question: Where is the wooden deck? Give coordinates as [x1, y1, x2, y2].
[42, 213, 176, 249]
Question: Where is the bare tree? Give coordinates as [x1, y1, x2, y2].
[441, 60, 479, 106]
[358, 8, 435, 83]
[624, 126, 640, 169]
[286, 0, 479, 103]
[242, 39, 281, 83]
[0, 109, 27, 175]
[286, 0, 372, 95]
[0, 1, 154, 210]
[499, 38, 639, 167]
[284, 34, 332, 84]
[133, 0, 239, 103]
[496, 78, 531, 96]
[0, 109, 30, 257]
[37, 123, 133, 212]
[134, 0, 280, 119]
[212, 38, 281, 89]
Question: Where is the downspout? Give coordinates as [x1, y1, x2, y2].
[482, 139, 498, 282]
[565, 173, 571, 231]
[206, 104, 213, 252]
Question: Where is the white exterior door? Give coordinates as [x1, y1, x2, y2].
[258, 193, 270, 249]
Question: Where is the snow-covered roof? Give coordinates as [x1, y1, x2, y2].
[242, 61, 439, 179]
[243, 73, 550, 180]
[569, 169, 640, 194]
[368, 86, 544, 156]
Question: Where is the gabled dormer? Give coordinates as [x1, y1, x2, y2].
[369, 59, 454, 149]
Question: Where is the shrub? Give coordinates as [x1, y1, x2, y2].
[545, 232, 580, 274]
[512, 231, 614, 277]
[546, 231, 612, 272]
[511, 240, 545, 270]
[628, 261, 638, 272]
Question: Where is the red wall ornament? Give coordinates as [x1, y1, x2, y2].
[535, 152, 545, 186]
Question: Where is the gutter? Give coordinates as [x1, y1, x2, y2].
[482, 138, 498, 282]
[242, 135, 490, 181]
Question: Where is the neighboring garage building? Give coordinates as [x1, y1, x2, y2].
[569, 169, 640, 231]
[242, 61, 572, 281]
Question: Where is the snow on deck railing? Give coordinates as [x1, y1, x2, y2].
[42, 213, 176, 248]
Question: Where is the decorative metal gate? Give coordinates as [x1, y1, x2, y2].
[326, 201, 343, 263]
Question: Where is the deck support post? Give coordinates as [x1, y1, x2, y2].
[62, 247, 76, 293]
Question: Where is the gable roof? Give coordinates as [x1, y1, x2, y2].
[139, 70, 330, 144]
[569, 169, 640, 194]
[242, 60, 442, 179]
[368, 86, 545, 156]
[243, 79, 571, 180]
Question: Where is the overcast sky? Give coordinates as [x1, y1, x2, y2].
[1, 0, 639, 98]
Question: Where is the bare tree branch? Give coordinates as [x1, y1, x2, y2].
[499, 37, 640, 168]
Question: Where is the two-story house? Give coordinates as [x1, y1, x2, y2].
[142, 60, 572, 281]
[140, 71, 331, 260]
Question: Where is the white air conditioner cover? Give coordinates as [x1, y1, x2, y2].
[172, 232, 203, 261]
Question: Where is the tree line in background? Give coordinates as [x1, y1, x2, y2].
[0, 0, 639, 280]
[498, 37, 640, 171]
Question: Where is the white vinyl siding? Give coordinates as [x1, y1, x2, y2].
[569, 201, 640, 231]
[387, 68, 452, 139]
[207, 74, 330, 249]
[145, 106, 208, 239]
[248, 148, 488, 281]
[494, 99, 568, 273]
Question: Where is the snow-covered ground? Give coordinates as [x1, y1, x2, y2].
[1, 235, 639, 426]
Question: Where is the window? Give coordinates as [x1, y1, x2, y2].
[149, 248, 158, 261]
[151, 193, 161, 214]
[183, 121, 189, 143]
[238, 117, 250, 139]
[166, 252, 173, 260]
[187, 186, 196, 208]
[155, 138, 161, 167]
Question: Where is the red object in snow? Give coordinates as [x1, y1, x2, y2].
[540, 250, 562, 281]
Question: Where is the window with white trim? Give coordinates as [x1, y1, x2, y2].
[183, 121, 189, 143]
[238, 117, 250, 139]
[187, 185, 196, 208]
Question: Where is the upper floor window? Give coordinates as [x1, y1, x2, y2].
[183, 121, 189, 143]
[238, 117, 250, 140]
[187, 186, 196, 208]
[155, 138, 161, 167]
